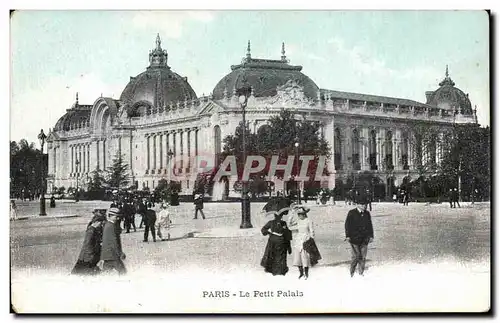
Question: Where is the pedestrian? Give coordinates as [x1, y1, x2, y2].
[289, 206, 321, 280]
[366, 189, 373, 211]
[403, 190, 410, 206]
[157, 203, 172, 241]
[71, 210, 105, 275]
[345, 194, 374, 277]
[471, 188, 479, 205]
[122, 199, 136, 233]
[193, 193, 206, 219]
[138, 198, 147, 228]
[10, 200, 18, 221]
[260, 209, 292, 276]
[99, 208, 127, 275]
[143, 202, 157, 242]
[50, 195, 56, 208]
[449, 189, 454, 208]
[453, 188, 461, 208]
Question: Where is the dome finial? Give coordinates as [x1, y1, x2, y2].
[281, 42, 287, 61]
[156, 33, 162, 50]
[439, 64, 455, 87]
[246, 40, 251, 59]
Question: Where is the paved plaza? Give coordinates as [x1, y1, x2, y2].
[10, 200, 491, 313]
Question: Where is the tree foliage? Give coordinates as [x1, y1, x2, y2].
[104, 153, 130, 190]
[87, 168, 106, 199]
[154, 179, 182, 201]
[438, 124, 490, 200]
[221, 109, 331, 181]
[10, 139, 46, 198]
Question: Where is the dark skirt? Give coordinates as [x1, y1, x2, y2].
[260, 235, 289, 276]
[71, 260, 100, 275]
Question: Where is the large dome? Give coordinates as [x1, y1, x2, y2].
[119, 34, 197, 108]
[212, 42, 319, 100]
[425, 66, 473, 115]
[120, 68, 197, 106]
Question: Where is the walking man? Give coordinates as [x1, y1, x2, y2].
[345, 194, 374, 277]
[99, 208, 127, 275]
[143, 202, 157, 242]
[193, 193, 206, 220]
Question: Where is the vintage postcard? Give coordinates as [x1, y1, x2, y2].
[9, 10, 490, 313]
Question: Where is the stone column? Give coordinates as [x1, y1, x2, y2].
[341, 127, 349, 170]
[175, 130, 182, 172]
[394, 129, 402, 171]
[361, 127, 369, 171]
[408, 132, 415, 170]
[146, 134, 151, 172]
[376, 129, 382, 169]
[70, 145, 74, 176]
[102, 140, 107, 170]
[82, 144, 86, 175]
[91, 141, 98, 171]
[187, 128, 192, 171]
[323, 119, 335, 188]
[159, 133, 163, 171]
[195, 128, 199, 156]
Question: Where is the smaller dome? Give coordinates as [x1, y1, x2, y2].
[426, 66, 473, 115]
[54, 94, 92, 131]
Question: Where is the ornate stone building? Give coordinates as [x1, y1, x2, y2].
[46, 35, 477, 199]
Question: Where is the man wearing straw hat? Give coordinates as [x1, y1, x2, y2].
[99, 207, 127, 275]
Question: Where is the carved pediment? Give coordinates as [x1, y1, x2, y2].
[197, 101, 225, 115]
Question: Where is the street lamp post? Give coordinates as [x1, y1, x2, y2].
[38, 129, 47, 216]
[238, 86, 252, 229]
[294, 139, 301, 204]
[75, 159, 80, 202]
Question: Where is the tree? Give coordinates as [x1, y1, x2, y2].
[220, 109, 331, 196]
[87, 168, 106, 200]
[104, 153, 130, 191]
[154, 179, 182, 201]
[439, 124, 490, 201]
[10, 139, 46, 199]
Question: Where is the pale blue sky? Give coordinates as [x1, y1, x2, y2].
[10, 10, 489, 144]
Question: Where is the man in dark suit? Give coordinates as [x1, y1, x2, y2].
[143, 203, 157, 242]
[100, 207, 127, 275]
[122, 199, 136, 233]
[345, 194, 374, 277]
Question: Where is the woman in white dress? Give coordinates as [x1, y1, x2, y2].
[156, 203, 171, 241]
[289, 206, 315, 279]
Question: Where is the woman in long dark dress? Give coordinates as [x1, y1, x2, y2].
[260, 212, 292, 276]
[71, 211, 105, 275]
